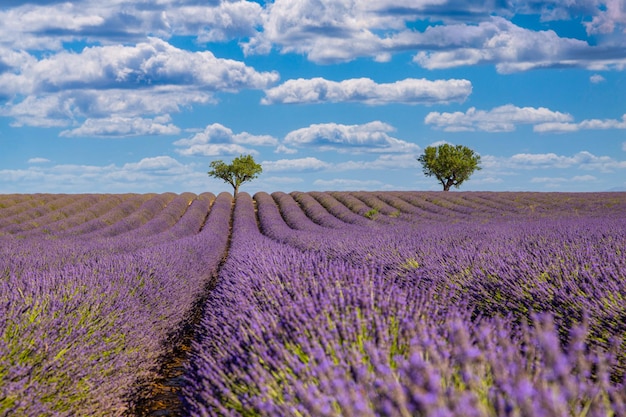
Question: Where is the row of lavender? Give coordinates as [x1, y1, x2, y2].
[1, 192, 232, 416]
[184, 191, 626, 416]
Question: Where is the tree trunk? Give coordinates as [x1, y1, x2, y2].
[443, 178, 453, 191]
[233, 184, 239, 197]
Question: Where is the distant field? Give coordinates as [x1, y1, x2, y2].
[1, 191, 625, 416]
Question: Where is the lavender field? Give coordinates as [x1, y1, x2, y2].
[1, 191, 625, 416]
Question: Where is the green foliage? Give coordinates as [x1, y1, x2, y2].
[417, 144, 481, 191]
[208, 154, 262, 195]
[364, 208, 379, 219]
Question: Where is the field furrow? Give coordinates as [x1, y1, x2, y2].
[1, 191, 625, 417]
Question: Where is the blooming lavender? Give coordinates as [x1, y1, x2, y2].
[0, 192, 231, 416]
[1, 191, 625, 416]
[184, 191, 626, 416]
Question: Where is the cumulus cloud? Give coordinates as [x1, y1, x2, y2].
[0, 1, 263, 50]
[0, 38, 278, 131]
[60, 115, 180, 137]
[1, 88, 214, 129]
[502, 151, 626, 172]
[425, 104, 573, 132]
[0, 155, 209, 193]
[262, 77, 472, 105]
[413, 17, 626, 73]
[174, 123, 279, 157]
[534, 114, 626, 133]
[283, 121, 420, 153]
[584, 0, 626, 35]
[262, 157, 330, 172]
[244, 0, 514, 63]
[239, 1, 626, 71]
[1, 38, 277, 96]
[2, 1, 624, 74]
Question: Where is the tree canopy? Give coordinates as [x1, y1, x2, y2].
[417, 144, 481, 191]
[208, 154, 262, 196]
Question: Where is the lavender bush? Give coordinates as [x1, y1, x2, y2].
[0, 192, 231, 416]
[184, 191, 626, 416]
[1, 190, 625, 416]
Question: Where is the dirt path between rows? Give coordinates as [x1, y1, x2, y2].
[129, 201, 235, 416]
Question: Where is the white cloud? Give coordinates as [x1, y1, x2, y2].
[262, 77, 472, 105]
[27, 157, 50, 164]
[174, 123, 278, 157]
[0, 38, 278, 128]
[244, 0, 513, 64]
[2, 38, 278, 95]
[275, 144, 298, 154]
[2, 1, 624, 74]
[165, 2, 264, 42]
[262, 157, 330, 172]
[425, 104, 573, 132]
[413, 17, 626, 73]
[176, 144, 256, 157]
[590, 74, 606, 83]
[531, 175, 597, 183]
[313, 178, 385, 189]
[2, 88, 214, 129]
[500, 151, 626, 172]
[534, 114, 626, 133]
[0, 1, 263, 50]
[122, 156, 184, 172]
[335, 154, 420, 171]
[584, 0, 626, 35]
[283, 121, 420, 153]
[0, 155, 212, 193]
[60, 115, 180, 137]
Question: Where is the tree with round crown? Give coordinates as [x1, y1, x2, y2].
[417, 144, 481, 191]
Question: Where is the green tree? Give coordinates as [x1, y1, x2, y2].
[208, 154, 262, 196]
[417, 144, 481, 191]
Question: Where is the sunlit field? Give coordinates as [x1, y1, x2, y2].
[1, 191, 625, 416]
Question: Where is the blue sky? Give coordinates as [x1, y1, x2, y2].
[0, 0, 625, 194]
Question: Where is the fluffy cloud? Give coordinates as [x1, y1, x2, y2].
[262, 157, 330, 172]
[584, 0, 626, 34]
[2, 88, 213, 129]
[1, 38, 277, 96]
[413, 17, 626, 73]
[262, 77, 472, 105]
[242, 1, 626, 71]
[534, 114, 626, 133]
[174, 123, 279, 157]
[425, 104, 573, 132]
[0, 155, 210, 193]
[244, 0, 512, 63]
[284, 121, 420, 153]
[0, 1, 263, 50]
[497, 151, 626, 172]
[60, 115, 180, 137]
[2, 1, 624, 72]
[0, 38, 278, 131]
